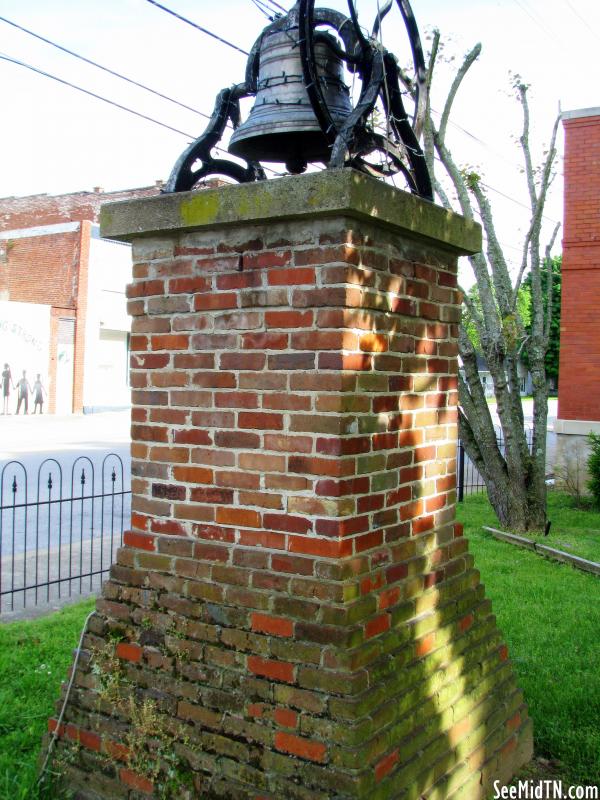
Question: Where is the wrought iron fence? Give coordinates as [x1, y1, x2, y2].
[457, 427, 534, 500]
[0, 454, 130, 614]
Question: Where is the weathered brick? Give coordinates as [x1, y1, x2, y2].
[251, 613, 294, 638]
[274, 731, 327, 763]
[52, 178, 530, 800]
[248, 656, 295, 683]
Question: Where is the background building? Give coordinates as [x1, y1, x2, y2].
[0, 184, 160, 413]
[555, 107, 600, 471]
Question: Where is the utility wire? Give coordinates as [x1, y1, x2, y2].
[144, 0, 249, 56]
[0, 52, 285, 176]
[564, 0, 600, 41]
[511, 0, 562, 45]
[250, 0, 277, 19]
[428, 111, 560, 226]
[430, 104, 530, 177]
[0, 14, 212, 120]
[250, 0, 271, 19]
[264, 0, 287, 12]
[251, 0, 287, 14]
[0, 53, 197, 138]
[480, 179, 560, 225]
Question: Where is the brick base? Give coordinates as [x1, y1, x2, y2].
[48, 174, 532, 799]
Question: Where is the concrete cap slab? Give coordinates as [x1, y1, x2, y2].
[562, 107, 600, 122]
[100, 169, 481, 256]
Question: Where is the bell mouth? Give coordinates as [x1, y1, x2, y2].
[228, 130, 331, 168]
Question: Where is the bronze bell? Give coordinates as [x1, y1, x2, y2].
[228, 5, 352, 173]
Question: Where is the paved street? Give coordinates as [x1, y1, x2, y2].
[0, 410, 131, 620]
[0, 408, 131, 465]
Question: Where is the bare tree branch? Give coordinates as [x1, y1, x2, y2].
[433, 177, 453, 209]
[469, 181, 513, 316]
[518, 83, 538, 209]
[425, 38, 558, 531]
[511, 109, 561, 307]
[438, 43, 482, 144]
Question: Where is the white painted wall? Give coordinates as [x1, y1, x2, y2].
[83, 235, 132, 412]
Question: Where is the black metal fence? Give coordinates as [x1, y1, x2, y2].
[0, 432, 531, 611]
[0, 455, 130, 614]
[457, 428, 534, 500]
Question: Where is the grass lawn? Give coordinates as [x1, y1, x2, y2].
[0, 493, 599, 792]
[458, 493, 600, 785]
[0, 599, 95, 799]
[462, 490, 600, 563]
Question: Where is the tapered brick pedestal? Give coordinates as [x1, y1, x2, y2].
[49, 171, 532, 799]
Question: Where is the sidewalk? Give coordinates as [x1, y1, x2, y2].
[0, 409, 131, 459]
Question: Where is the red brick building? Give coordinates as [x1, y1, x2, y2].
[555, 107, 600, 463]
[0, 185, 160, 413]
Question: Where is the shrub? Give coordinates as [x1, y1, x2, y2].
[587, 432, 600, 508]
[554, 439, 587, 508]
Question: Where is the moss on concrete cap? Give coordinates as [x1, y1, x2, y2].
[100, 169, 481, 256]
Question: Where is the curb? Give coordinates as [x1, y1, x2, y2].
[482, 527, 600, 577]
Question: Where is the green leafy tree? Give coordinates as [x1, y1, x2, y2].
[521, 256, 561, 382]
[464, 283, 532, 354]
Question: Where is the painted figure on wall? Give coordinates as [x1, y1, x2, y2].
[2, 363, 14, 415]
[32, 374, 46, 414]
[15, 370, 32, 415]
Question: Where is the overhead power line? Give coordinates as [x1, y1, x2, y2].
[511, 0, 562, 46]
[250, 0, 275, 20]
[0, 52, 284, 177]
[479, 179, 560, 226]
[250, 0, 285, 18]
[2, 8, 536, 197]
[564, 0, 600, 41]
[263, 0, 287, 12]
[144, 0, 249, 56]
[0, 53, 197, 138]
[0, 14, 212, 121]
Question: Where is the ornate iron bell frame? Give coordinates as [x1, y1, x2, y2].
[165, 0, 433, 201]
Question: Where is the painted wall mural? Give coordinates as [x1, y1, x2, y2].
[0, 300, 51, 414]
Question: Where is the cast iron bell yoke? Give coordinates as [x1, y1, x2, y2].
[165, 0, 433, 200]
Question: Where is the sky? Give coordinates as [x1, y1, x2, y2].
[1, 0, 599, 281]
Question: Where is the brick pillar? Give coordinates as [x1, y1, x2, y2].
[50, 171, 532, 799]
[72, 220, 92, 414]
[0, 240, 8, 300]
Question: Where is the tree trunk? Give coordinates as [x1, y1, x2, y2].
[423, 35, 558, 533]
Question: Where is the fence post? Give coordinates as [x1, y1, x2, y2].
[458, 440, 465, 502]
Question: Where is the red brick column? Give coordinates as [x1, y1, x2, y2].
[50, 172, 532, 799]
[558, 108, 600, 422]
[555, 108, 600, 471]
[72, 220, 92, 414]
